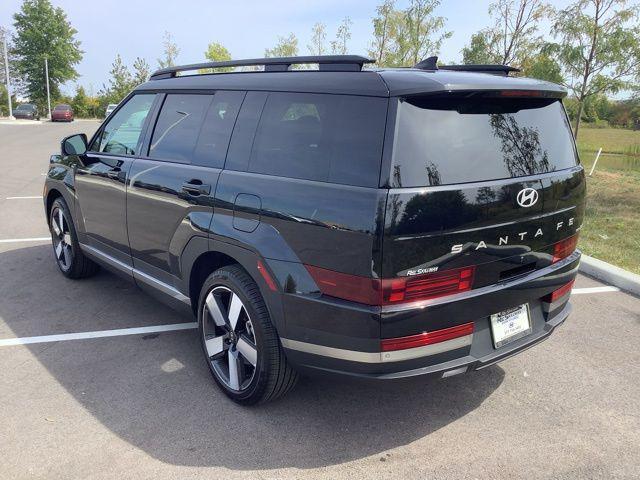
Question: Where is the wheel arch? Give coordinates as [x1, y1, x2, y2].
[45, 188, 63, 224]
[184, 240, 286, 334]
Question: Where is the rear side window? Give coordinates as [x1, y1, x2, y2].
[149, 92, 243, 167]
[390, 97, 578, 187]
[248, 92, 387, 187]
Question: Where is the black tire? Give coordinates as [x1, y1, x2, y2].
[198, 265, 298, 405]
[49, 197, 99, 279]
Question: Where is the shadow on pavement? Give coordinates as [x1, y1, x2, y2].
[0, 244, 505, 469]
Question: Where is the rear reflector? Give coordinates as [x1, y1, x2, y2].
[257, 260, 278, 291]
[553, 234, 579, 263]
[545, 279, 575, 303]
[381, 322, 474, 352]
[304, 265, 476, 306]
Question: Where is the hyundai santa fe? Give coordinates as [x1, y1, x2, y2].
[44, 55, 585, 405]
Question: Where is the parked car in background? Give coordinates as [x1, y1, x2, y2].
[13, 104, 40, 120]
[52, 104, 74, 122]
[104, 103, 118, 119]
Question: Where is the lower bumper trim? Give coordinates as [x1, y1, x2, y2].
[281, 333, 472, 364]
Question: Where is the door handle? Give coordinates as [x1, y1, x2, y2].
[182, 181, 211, 196]
[106, 168, 122, 179]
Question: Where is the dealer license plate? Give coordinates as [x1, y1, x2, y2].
[490, 304, 532, 348]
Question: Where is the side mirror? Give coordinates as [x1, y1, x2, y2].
[61, 133, 88, 156]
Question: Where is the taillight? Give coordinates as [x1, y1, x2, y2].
[552, 234, 579, 263]
[544, 279, 575, 303]
[304, 265, 381, 305]
[381, 322, 474, 352]
[380, 266, 475, 305]
[305, 265, 475, 306]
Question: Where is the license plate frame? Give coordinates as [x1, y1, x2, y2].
[490, 304, 532, 348]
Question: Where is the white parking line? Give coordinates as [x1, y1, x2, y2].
[0, 237, 50, 243]
[5, 196, 43, 200]
[573, 286, 620, 294]
[0, 323, 198, 347]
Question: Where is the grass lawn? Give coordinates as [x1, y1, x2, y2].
[575, 127, 640, 274]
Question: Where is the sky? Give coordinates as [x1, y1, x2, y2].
[0, 0, 622, 96]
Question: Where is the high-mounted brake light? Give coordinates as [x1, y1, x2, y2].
[498, 89, 543, 97]
[544, 279, 575, 303]
[305, 265, 476, 306]
[381, 322, 474, 352]
[552, 234, 579, 263]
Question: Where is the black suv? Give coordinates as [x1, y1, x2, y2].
[44, 55, 585, 404]
[14, 103, 40, 120]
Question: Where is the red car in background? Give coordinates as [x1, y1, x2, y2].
[52, 104, 74, 122]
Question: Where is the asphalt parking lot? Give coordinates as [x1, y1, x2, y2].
[1, 121, 639, 480]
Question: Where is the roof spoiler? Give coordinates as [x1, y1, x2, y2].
[150, 55, 375, 80]
[413, 56, 520, 76]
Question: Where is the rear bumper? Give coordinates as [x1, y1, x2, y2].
[286, 301, 570, 380]
[280, 251, 580, 380]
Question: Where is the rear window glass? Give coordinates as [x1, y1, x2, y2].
[248, 92, 387, 188]
[390, 97, 577, 187]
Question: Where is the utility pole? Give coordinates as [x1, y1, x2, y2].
[2, 32, 12, 119]
[44, 56, 52, 119]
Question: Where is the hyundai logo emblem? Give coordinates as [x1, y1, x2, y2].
[516, 188, 539, 208]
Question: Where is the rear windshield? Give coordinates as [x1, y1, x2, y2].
[390, 97, 577, 187]
[54, 105, 70, 110]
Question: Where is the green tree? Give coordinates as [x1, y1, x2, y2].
[157, 31, 179, 69]
[551, 0, 640, 138]
[132, 57, 150, 85]
[368, 0, 450, 67]
[521, 50, 564, 83]
[101, 54, 134, 103]
[203, 41, 232, 72]
[369, 1, 402, 65]
[12, 0, 83, 110]
[462, 0, 551, 67]
[402, 0, 451, 66]
[331, 17, 353, 55]
[462, 32, 501, 64]
[265, 33, 299, 58]
[308, 22, 327, 55]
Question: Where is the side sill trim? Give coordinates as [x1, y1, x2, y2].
[281, 334, 472, 364]
[80, 243, 191, 305]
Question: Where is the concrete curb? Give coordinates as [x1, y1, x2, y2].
[579, 254, 640, 297]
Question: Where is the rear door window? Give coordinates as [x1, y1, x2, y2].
[149, 92, 243, 166]
[390, 97, 578, 187]
[247, 92, 387, 188]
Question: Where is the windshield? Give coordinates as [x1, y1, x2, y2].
[16, 104, 34, 111]
[390, 97, 578, 187]
[54, 105, 70, 111]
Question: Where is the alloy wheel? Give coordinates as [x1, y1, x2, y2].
[51, 206, 73, 271]
[202, 285, 258, 391]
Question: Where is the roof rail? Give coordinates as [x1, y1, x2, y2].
[412, 56, 520, 76]
[149, 55, 375, 80]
